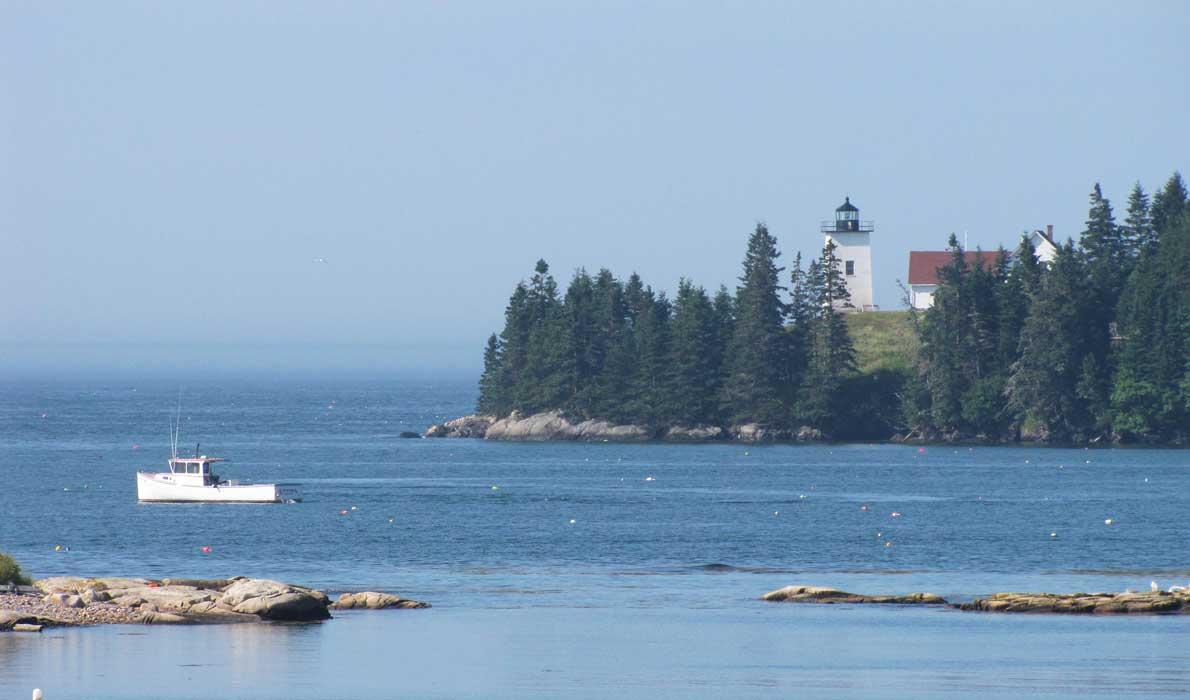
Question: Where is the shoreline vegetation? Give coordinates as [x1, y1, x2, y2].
[443, 173, 1189, 447]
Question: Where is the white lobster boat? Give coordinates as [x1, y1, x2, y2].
[137, 456, 302, 503]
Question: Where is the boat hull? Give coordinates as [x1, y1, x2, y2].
[137, 472, 301, 503]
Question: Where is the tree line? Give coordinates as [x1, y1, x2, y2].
[907, 172, 1189, 444]
[475, 225, 895, 438]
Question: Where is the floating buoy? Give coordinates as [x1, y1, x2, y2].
[569, 519, 576, 525]
[890, 511, 902, 518]
[491, 485, 499, 491]
[350, 506, 358, 511]
[884, 541, 893, 548]
[201, 546, 212, 554]
[1104, 518, 1113, 525]
[644, 476, 656, 482]
[860, 504, 869, 512]
[388, 517, 395, 524]
[132, 444, 140, 450]
[54, 544, 63, 552]
[1050, 532, 1058, 538]
[917, 447, 925, 454]
[876, 532, 883, 538]
[339, 510, 349, 516]
[773, 511, 779, 517]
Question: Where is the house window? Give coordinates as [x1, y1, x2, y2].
[845, 260, 855, 276]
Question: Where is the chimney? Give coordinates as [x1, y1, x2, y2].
[1046, 224, 1053, 240]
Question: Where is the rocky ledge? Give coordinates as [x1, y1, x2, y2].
[0, 577, 430, 630]
[761, 585, 947, 605]
[956, 590, 1190, 615]
[424, 411, 823, 443]
[761, 584, 1190, 615]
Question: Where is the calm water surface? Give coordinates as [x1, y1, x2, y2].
[1, 379, 1188, 698]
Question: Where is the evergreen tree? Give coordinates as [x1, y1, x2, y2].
[496, 282, 532, 413]
[784, 252, 813, 419]
[630, 289, 673, 425]
[1080, 183, 1127, 311]
[476, 333, 505, 416]
[1123, 182, 1155, 255]
[1006, 242, 1097, 441]
[720, 224, 790, 426]
[917, 235, 971, 433]
[799, 239, 857, 435]
[668, 280, 722, 425]
[1151, 172, 1188, 237]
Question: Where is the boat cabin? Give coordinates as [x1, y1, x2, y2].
[167, 457, 224, 486]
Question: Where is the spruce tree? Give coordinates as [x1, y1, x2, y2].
[1151, 172, 1188, 237]
[497, 282, 532, 412]
[630, 289, 673, 426]
[720, 224, 789, 427]
[918, 235, 971, 433]
[1006, 242, 1096, 441]
[799, 239, 857, 435]
[1123, 182, 1155, 255]
[1080, 183, 1127, 311]
[476, 333, 506, 416]
[668, 280, 722, 425]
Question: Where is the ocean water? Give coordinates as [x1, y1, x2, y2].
[1, 378, 1188, 699]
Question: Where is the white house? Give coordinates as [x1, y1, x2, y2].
[906, 225, 1059, 310]
[823, 197, 875, 311]
[906, 250, 998, 310]
[1027, 225, 1060, 264]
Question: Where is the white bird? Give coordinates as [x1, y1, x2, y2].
[1151, 581, 1159, 593]
[33, 690, 43, 700]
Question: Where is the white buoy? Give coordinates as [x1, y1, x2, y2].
[1050, 532, 1057, 538]
[1105, 518, 1113, 525]
[569, 519, 576, 525]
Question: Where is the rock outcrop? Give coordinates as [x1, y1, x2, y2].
[29, 576, 331, 623]
[663, 425, 725, 441]
[331, 591, 430, 610]
[425, 415, 495, 438]
[957, 590, 1190, 615]
[483, 410, 652, 442]
[425, 411, 838, 443]
[761, 585, 947, 605]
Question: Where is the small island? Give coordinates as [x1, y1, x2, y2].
[431, 175, 1190, 446]
[0, 566, 428, 632]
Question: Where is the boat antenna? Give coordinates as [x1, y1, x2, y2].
[171, 389, 182, 460]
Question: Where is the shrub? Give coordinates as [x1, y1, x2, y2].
[0, 551, 31, 586]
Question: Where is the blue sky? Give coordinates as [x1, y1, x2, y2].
[2, 1, 1187, 376]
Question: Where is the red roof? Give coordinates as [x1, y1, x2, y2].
[907, 251, 998, 285]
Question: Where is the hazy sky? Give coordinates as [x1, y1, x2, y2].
[3, 1, 1187, 376]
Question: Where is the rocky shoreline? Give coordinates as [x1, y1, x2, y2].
[761, 584, 1190, 615]
[423, 411, 823, 443]
[423, 411, 1186, 446]
[0, 576, 429, 632]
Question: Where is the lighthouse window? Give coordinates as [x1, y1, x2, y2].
[845, 261, 855, 276]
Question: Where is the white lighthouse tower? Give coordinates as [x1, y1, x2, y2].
[822, 196, 875, 311]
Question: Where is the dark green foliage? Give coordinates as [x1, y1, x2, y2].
[799, 240, 858, 435]
[720, 223, 790, 426]
[668, 280, 723, 426]
[476, 333, 505, 415]
[0, 552, 31, 585]
[474, 172, 1189, 444]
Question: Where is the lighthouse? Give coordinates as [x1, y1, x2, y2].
[822, 196, 875, 311]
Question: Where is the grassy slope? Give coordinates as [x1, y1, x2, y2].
[846, 310, 919, 375]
